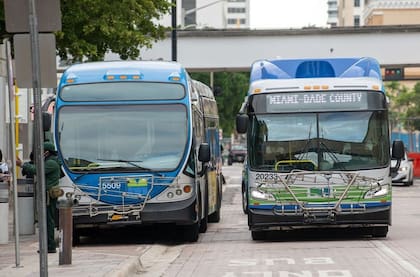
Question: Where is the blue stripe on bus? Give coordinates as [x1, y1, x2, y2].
[250, 202, 391, 210]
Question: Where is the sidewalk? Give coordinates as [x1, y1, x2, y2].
[0, 201, 142, 277]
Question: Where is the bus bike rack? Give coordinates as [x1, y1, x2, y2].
[71, 175, 178, 219]
[263, 171, 381, 222]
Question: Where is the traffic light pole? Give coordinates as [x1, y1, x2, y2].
[171, 0, 177, 61]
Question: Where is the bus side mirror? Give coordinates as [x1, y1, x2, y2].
[198, 143, 210, 162]
[391, 140, 404, 160]
[42, 112, 51, 132]
[236, 114, 248, 133]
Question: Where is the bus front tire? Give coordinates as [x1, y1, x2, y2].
[199, 205, 208, 233]
[251, 230, 266, 241]
[242, 183, 248, 215]
[199, 187, 208, 233]
[72, 228, 80, 246]
[208, 208, 221, 223]
[182, 223, 200, 242]
[372, 226, 388, 238]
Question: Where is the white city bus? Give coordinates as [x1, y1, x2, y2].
[237, 57, 404, 240]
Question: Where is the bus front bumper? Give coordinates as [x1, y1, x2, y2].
[71, 196, 197, 228]
[248, 205, 391, 231]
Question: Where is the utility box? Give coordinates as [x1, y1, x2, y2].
[0, 182, 9, 244]
[17, 179, 35, 235]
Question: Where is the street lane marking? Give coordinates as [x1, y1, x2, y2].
[372, 240, 420, 277]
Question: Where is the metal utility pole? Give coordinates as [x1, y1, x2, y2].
[5, 39, 20, 268]
[171, 0, 177, 61]
[28, 0, 49, 275]
[4, 0, 61, 274]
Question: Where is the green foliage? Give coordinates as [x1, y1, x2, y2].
[190, 72, 249, 136]
[57, 0, 171, 61]
[386, 81, 420, 131]
[0, 0, 172, 61]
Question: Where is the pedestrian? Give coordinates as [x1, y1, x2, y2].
[21, 151, 35, 179]
[0, 149, 9, 182]
[16, 142, 62, 253]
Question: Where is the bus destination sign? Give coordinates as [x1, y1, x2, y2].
[266, 91, 368, 112]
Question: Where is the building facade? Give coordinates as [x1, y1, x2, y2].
[364, 0, 420, 26]
[334, 0, 420, 27]
[327, 0, 339, 27]
[160, 0, 250, 29]
[338, 0, 366, 26]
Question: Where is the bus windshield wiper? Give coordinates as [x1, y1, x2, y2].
[298, 123, 313, 160]
[319, 140, 346, 170]
[96, 158, 151, 171]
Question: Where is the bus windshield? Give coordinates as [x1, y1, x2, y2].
[248, 111, 389, 172]
[57, 104, 188, 172]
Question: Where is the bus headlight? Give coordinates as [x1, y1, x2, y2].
[364, 185, 389, 199]
[251, 189, 275, 201]
[152, 184, 193, 203]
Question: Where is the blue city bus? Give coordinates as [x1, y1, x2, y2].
[236, 57, 404, 240]
[53, 61, 223, 242]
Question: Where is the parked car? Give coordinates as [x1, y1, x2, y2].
[391, 150, 414, 186]
[228, 144, 247, 165]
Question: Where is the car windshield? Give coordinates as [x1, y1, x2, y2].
[57, 104, 188, 172]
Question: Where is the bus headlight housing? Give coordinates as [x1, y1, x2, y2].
[364, 184, 389, 199]
[251, 186, 275, 201]
[151, 184, 194, 203]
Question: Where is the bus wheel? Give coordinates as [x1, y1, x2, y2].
[199, 204, 208, 233]
[242, 182, 248, 215]
[199, 188, 208, 233]
[251, 230, 266, 241]
[208, 206, 221, 223]
[72, 228, 80, 246]
[182, 223, 200, 242]
[372, 226, 388, 238]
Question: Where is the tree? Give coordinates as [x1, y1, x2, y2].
[0, 0, 172, 61]
[386, 81, 420, 131]
[386, 81, 409, 130]
[191, 71, 249, 136]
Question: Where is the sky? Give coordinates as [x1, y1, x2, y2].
[249, 0, 329, 29]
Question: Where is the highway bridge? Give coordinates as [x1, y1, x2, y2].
[107, 25, 420, 80]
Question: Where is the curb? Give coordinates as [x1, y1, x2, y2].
[106, 255, 142, 277]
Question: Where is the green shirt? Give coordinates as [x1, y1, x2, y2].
[22, 155, 61, 190]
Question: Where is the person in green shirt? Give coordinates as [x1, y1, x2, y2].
[16, 141, 61, 253]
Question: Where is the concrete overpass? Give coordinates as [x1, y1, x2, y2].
[111, 25, 420, 79]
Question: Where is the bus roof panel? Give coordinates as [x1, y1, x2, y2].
[61, 60, 188, 85]
[250, 57, 382, 83]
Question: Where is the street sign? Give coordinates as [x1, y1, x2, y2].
[4, 0, 61, 33]
[14, 34, 58, 88]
